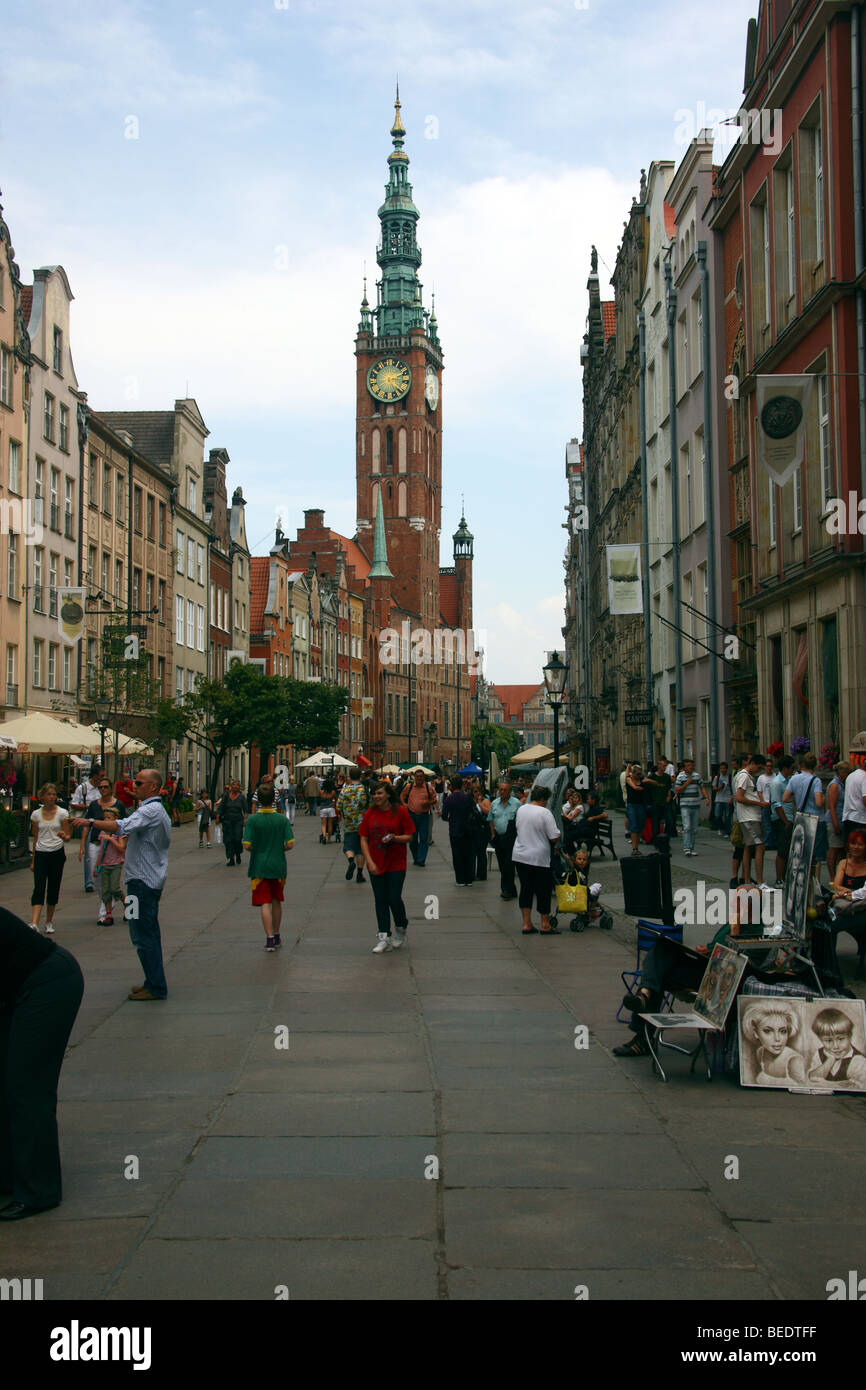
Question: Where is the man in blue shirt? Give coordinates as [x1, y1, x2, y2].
[487, 780, 521, 899]
[79, 768, 171, 1001]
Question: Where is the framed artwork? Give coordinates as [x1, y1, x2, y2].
[737, 996, 866, 1092]
[781, 812, 818, 941]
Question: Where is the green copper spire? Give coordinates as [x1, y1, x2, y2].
[358, 274, 373, 333]
[453, 509, 474, 559]
[375, 87, 426, 337]
[369, 488, 394, 579]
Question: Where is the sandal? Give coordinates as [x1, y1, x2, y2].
[613, 1035, 650, 1057]
[540, 925, 561, 934]
[521, 927, 539, 935]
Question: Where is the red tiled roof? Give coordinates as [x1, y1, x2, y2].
[249, 557, 270, 633]
[663, 201, 676, 238]
[325, 529, 371, 583]
[20, 286, 32, 323]
[493, 684, 543, 722]
[439, 571, 459, 627]
[601, 301, 616, 344]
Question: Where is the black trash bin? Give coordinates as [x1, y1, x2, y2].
[620, 849, 676, 925]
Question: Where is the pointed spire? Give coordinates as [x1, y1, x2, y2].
[369, 489, 394, 579]
[391, 80, 406, 147]
[453, 507, 474, 559]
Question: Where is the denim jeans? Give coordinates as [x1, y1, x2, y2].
[125, 878, 167, 997]
[680, 804, 700, 853]
[409, 811, 430, 865]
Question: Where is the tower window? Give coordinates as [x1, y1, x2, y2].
[386, 428, 394, 471]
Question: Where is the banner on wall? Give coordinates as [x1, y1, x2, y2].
[756, 375, 815, 487]
[606, 544, 643, 615]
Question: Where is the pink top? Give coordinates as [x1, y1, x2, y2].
[99, 831, 125, 867]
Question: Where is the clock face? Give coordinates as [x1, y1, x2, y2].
[425, 366, 439, 411]
[367, 357, 411, 403]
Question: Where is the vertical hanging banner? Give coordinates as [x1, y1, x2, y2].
[606, 544, 643, 615]
[756, 375, 814, 486]
[58, 587, 86, 644]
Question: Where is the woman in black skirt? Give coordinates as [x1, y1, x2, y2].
[29, 783, 72, 934]
[0, 905, 84, 1219]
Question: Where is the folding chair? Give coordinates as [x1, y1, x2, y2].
[616, 919, 681, 1022]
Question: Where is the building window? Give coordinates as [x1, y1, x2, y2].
[186, 598, 195, 648]
[116, 474, 125, 522]
[176, 530, 184, 573]
[101, 551, 110, 597]
[158, 580, 165, 621]
[101, 464, 111, 514]
[8, 440, 20, 494]
[48, 643, 57, 690]
[115, 559, 124, 601]
[33, 640, 44, 687]
[187, 538, 195, 580]
[133, 486, 143, 533]
[197, 544, 204, 585]
[146, 494, 155, 539]
[176, 595, 184, 645]
[59, 404, 69, 452]
[33, 549, 44, 611]
[0, 347, 10, 406]
[145, 573, 154, 612]
[197, 604, 205, 652]
[815, 121, 825, 262]
[792, 467, 802, 533]
[157, 656, 165, 695]
[176, 666, 184, 702]
[189, 478, 197, 512]
[49, 554, 58, 617]
[132, 568, 141, 610]
[158, 501, 166, 546]
[53, 326, 63, 373]
[818, 373, 832, 509]
[63, 646, 72, 692]
[7, 533, 18, 596]
[786, 164, 796, 300]
[64, 477, 74, 537]
[64, 557, 73, 588]
[44, 393, 55, 442]
[88, 545, 96, 581]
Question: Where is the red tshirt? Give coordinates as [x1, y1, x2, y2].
[115, 779, 135, 808]
[359, 805, 415, 873]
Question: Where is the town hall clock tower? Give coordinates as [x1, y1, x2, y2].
[355, 89, 444, 627]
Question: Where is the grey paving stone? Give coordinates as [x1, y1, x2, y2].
[441, 1089, 662, 1135]
[93, 1010, 262, 1040]
[442, 1189, 754, 1269]
[188, 1136, 434, 1180]
[60, 1129, 200, 1170]
[59, 1070, 236, 1100]
[211, 1092, 436, 1137]
[236, 1059, 431, 1093]
[46, 1170, 177, 1220]
[107, 1237, 438, 1300]
[687, 1143, 866, 1220]
[0, 1219, 146, 1272]
[435, 1064, 633, 1091]
[244, 1031, 426, 1065]
[63, 1037, 248, 1074]
[441, 1133, 699, 1189]
[447, 1268, 775, 1300]
[151, 1178, 436, 1240]
[732, 1219, 866, 1300]
[57, 1098, 219, 1134]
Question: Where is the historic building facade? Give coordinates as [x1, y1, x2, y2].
[0, 197, 30, 722]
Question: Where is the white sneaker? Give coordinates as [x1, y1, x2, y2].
[372, 933, 392, 953]
[45, 922, 55, 933]
[391, 930, 406, 949]
[97, 903, 106, 923]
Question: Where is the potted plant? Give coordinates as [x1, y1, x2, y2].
[818, 742, 840, 770]
[766, 739, 784, 758]
[790, 735, 811, 757]
[0, 806, 21, 865]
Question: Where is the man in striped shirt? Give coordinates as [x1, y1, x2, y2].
[674, 759, 710, 856]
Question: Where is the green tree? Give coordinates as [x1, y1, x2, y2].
[471, 722, 520, 769]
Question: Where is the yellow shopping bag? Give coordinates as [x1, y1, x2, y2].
[555, 874, 587, 914]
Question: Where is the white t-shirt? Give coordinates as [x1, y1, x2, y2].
[733, 769, 762, 822]
[843, 767, 866, 824]
[31, 805, 69, 852]
[756, 773, 773, 807]
[513, 803, 559, 867]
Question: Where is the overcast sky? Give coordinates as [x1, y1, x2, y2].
[1, 0, 756, 682]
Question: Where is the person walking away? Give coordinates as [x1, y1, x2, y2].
[94, 808, 125, 925]
[243, 782, 294, 951]
[826, 762, 850, 879]
[78, 768, 171, 1001]
[401, 769, 438, 867]
[319, 783, 337, 843]
[674, 759, 710, 856]
[644, 760, 673, 843]
[734, 753, 766, 888]
[487, 780, 521, 899]
[625, 764, 647, 856]
[770, 756, 796, 885]
[663, 755, 678, 837]
[338, 768, 369, 883]
[359, 783, 415, 953]
[29, 784, 71, 934]
[712, 763, 733, 837]
[841, 761, 866, 839]
[196, 790, 213, 847]
[470, 784, 491, 881]
[783, 752, 827, 884]
[70, 765, 103, 893]
[513, 785, 561, 934]
[284, 777, 297, 825]
[303, 772, 320, 817]
[217, 781, 248, 866]
[441, 776, 476, 886]
[0, 905, 84, 1220]
[83, 775, 127, 922]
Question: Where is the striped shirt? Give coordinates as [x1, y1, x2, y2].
[121, 796, 172, 890]
[675, 771, 704, 803]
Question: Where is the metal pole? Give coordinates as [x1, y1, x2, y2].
[553, 704, 560, 768]
[698, 242, 719, 774]
[665, 259, 684, 761]
[638, 309, 653, 766]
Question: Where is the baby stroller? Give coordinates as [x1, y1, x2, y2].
[550, 844, 614, 933]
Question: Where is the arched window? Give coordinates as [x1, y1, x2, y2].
[386, 428, 394, 471]
[398, 428, 407, 473]
[398, 480, 407, 516]
[359, 432, 365, 457]
[371, 481, 380, 515]
[372, 429, 381, 474]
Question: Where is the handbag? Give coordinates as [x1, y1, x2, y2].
[556, 873, 588, 914]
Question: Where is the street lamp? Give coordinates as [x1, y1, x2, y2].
[476, 703, 489, 786]
[93, 695, 111, 773]
[543, 651, 569, 768]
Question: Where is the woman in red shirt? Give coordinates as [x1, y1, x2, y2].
[359, 783, 415, 954]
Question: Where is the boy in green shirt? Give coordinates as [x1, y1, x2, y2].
[243, 783, 294, 951]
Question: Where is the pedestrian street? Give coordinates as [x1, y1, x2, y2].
[2, 813, 865, 1301]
